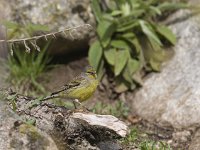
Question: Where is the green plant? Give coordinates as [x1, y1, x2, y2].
[6, 93, 18, 111]
[140, 140, 171, 150]
[2, 21, 52, 96]
[89, 0, 187, 92]
[121, 127, 138, 144]
[7, 42, 51, 95]
[92, 100, 129, 118]
[3, 21, 49, 39]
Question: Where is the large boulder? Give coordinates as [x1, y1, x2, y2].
[130, 10, 200, 129]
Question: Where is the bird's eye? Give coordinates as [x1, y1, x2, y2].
[87, 71, 95, 74]
[87, 71, 96, 77]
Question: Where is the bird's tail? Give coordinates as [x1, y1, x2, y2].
[42, 94, 59, 101]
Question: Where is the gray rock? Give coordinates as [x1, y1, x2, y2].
[0, 0, 11, 21]
[8, 0, 94, 30]
[189, 129, 200, 150]
[130, 10, 200, 129]
[0, 60, 8, 88]
[0, 25, 8, 59]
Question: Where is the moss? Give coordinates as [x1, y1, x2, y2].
[19, 124, 42, 141]
[19, 124, 50, 149]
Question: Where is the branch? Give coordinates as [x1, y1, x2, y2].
[0, 24, 93, 43]
[1, 24, 93, 55]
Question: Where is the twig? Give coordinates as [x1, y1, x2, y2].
[0, 24, 92, 43]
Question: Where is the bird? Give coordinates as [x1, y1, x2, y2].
[43, 65, 99, 108]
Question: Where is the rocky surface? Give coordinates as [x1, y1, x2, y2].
[0, 60, 8, 88]
[0, 93, 58, 150]
[0, 0, 95, 55]
[0, 25, 8, 59]
[130, 7, 200, 132]
[8, 0, 95, 31]
[0, 0, 11, 21]
[189, 128, 200, 150]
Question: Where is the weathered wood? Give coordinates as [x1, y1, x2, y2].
[72, 113, 128, 138]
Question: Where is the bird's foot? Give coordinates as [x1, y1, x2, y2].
[73, 99, 81, 109]
[72, 99, 90, 112]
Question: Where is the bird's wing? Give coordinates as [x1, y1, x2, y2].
[51, 73, 84, 95]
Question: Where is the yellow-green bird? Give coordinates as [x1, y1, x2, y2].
[43, 65, 99, 108]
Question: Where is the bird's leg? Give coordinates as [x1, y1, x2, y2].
[72, 99, 90, 112]
[73, 99, 81, 109]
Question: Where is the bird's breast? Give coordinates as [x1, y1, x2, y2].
[66, 79, 98, 102]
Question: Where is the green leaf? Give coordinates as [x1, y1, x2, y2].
[139, 20, 162, 46]
[148, 37, 162, 52]
[127, 58, 140, 75]
[114, 49, 129, 76]
[89, 41, 103, 70]
[117, 21, 139, 32]
[143, 37, 166, 63]
[121, 33, 142, 54]
[132, 71, 143, 86]
[114, 81, 129, 93]
[91, 0, 102, 23]
[132, 37, 142, 54]
[156, 25, 176, 45]
[122, 32, 136, 39]
[111, 40, 130, 50]
[149, 58, 161, 72]
[123, 73, 132, 85]
[111, 10, 122, 16]
[149, 6, 161, 15]
[123, 66, 132, 84]
[131, 9, 145, 18]
[102, 14, 115, 22]
[97, 59, 105, 80]
[2, 21, 19, 29]
[122, 58, 140, 85]
[158, 2, 188, 12]
[121, 2, 131, 16]
[97, 20, 116, 48]
[104, 48, 116, 66]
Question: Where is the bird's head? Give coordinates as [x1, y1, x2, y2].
[84, 65, 97, 79]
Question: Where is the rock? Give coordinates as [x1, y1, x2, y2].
[189, 129, 200, 150]
[0, 25, 8, 59]
[130, 10, 200, 129]
[8, 0, 95, 31]
[0, 59, 8, 88]
[170, 130, 192, 149]
[0, 0, 10, 59]
[0, 93, 58, 150]
[0, 0, 11, 21]
[2, 0, 95, 55]
[97, 141, 122, 150]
